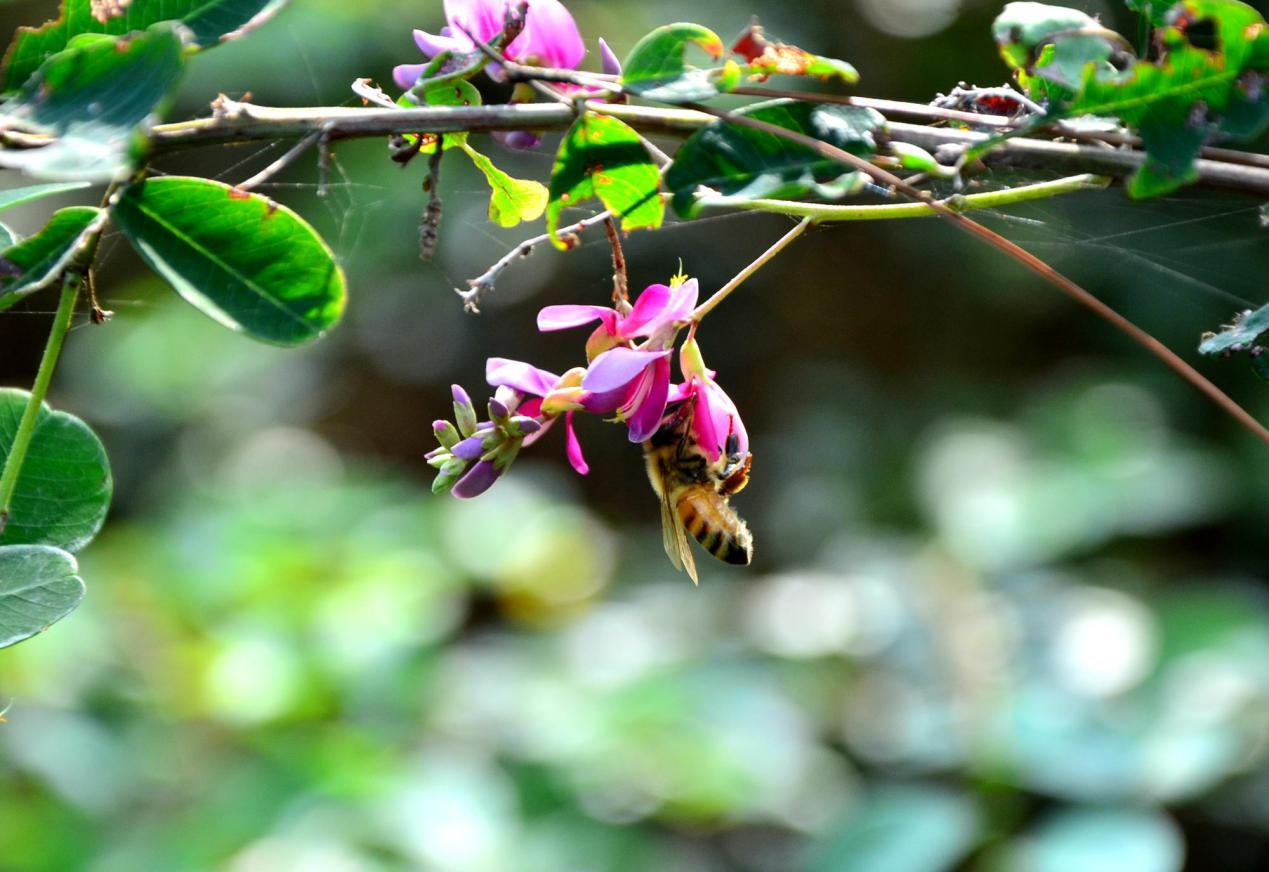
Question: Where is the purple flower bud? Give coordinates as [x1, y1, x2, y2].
[510, 415, 542, 435]
[488, 398, 510, 422]
[425, 446, 447, 460]
[431, 456, 468, 495]
[433, 419, 459, 449]
[427, 452, 452, 469]
[494, 130, 542, 151]
[451, 460, 501, 499]
[453, 384, 478, 437]
[599, 37, 622, 77]
[452, 434, 491, 461]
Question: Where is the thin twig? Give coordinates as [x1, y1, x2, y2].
[692, 218, 813, 322]
[685, 101, 1269, 446]
[420, 141, 444, 263]
[235, 130, 323, 191]
[457, 209, 619, 312]
[603, 217, 629, 309]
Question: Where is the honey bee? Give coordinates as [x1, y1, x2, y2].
[643, 399, 753, 584]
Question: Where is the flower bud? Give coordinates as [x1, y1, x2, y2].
[679, 336, 709, 381]
[508, 416, 542, 436]
[488, 397, 510, 424]
[493, 385, 522, 415]
[451, 460, 501, 499]
[433, 419, 459, 449]
[452, 384, 479, 437]
[431, 456, 468, 494]
[453, 431, 502, 461]
[427, 451, 453, 469]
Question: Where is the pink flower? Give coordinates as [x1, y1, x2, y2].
[675, 337, 748, 463]
[538, 280, 698, 443]
[486, 357, 589, 474]
[394, 0, 585, 89]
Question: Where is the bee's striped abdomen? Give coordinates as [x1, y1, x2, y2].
[677, 487, 753, 566]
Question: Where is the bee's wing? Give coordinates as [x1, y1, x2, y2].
[659, 487, 698, 585]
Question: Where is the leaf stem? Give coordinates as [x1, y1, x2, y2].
[705, 174, 1111, 220]
[0, 272, 82, 533]
[692, 218, 813, 322]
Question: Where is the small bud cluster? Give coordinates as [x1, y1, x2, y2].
[428, 385, 544, 498]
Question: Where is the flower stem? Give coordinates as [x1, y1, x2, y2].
[0, 271, 81, 534]
[692, 217, 813, 323]
[710, 174, 1110, 220]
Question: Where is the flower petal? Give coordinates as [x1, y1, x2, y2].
[486, 357, 559, 397]
[565, 411, 589, 474]
[444, 0, 505, 46]
[619, 283, 672, 336]
[451, 459, 501, 499]
[579, 385, 629, 414]
[508, 0, 585, 68]
[414, 28, 469, 57]
[393, 63, 433, 89]
[537, 304, 617, 333]
[625, 356, 671, 442]
[494, 130, 543, 150]
[663, 278, 699, 324]
[582, 347, 670, 393]
[598, 37, 622, 76]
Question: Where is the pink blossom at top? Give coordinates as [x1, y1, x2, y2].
[486, 357, 589, 474]
[537, 280, 698, 443]
[676, 337, 748, 463]
[394, 0, 585, 89]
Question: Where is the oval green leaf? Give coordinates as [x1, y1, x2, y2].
[666, 100, 885, 217]
[546, 113, 663, 248]
[621, 22, 728, 103]
[111, 176, 347, 346]
[2, 0, 287, 92]
[0, 206, 103, 312]
[0, 388, 112, 553]
[0, 24, 185, 181]
[0, 544, 85, 649]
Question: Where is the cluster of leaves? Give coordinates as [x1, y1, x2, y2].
[0, 0, 352, 647]
[996, 0, 1269, 198]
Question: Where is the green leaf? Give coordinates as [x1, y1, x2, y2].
[665, 100, 885, 217]
[0, 181, 91, 212]
[2, 0, 287, 92]
[0, 223, 17, 249]
[0, 206, 103, 311]
[0, 545, 84, 649]
[993, 3, 1118, 93]
[457, 142, 548, 228]
[1199, 302, 1269, 354]
[546, 113, 663, 248]
[110, 176, 346, 346]
[621, 22, 729, 102]
[0, 24, 185, 181]
[1000, 808, 1182, 872]
[415, 78, 483, 152]
[0, 388, 111, 552]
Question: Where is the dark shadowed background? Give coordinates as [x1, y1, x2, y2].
[2, 0, 1269, 870]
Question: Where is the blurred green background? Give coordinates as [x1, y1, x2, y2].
[3, 0, 1269, 869]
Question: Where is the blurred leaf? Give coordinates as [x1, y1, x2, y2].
[807, 785, 982, 872]
[0, 25, 185, 181]
[0, 206, 102, 311]
[621, 22, 728, 102]
[998, 0, 1269, 197]
[0, 223, 16, 249]
[0, 544, 85, 649]
[1002, 807, 1184, 872]
[0, 389, 112, 553]
[993, 3, 1117, 95]
[1, 0, 286, 92]
[546, 113, 662, 247]
[666, 100, 884, 217]
[1198, 301, 1269, 354]
[110, 176, 347, 346]
[0, 181, 91, 212]
[1124, 1, 1172, 27]
[458, 142, 548, 228]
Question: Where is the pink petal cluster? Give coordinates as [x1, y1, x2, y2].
[394, 0, 586, 89]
